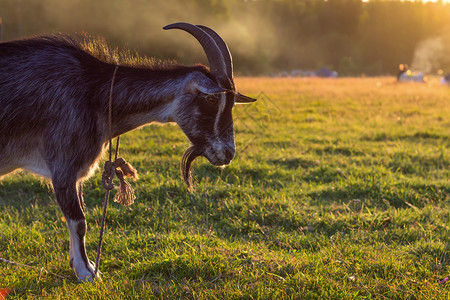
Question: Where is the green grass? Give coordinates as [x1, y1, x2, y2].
[1, 77, 449, 299]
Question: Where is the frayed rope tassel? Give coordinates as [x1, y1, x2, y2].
[102, 158, 137, 206]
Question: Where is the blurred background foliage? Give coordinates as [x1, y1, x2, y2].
[0, 0, 449, 76]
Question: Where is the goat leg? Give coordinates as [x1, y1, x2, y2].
[53, 178, 98, 282]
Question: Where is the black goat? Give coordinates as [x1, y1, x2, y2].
[0, 22, 256, 281]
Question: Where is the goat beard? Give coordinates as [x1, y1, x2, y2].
[180, 145, 203, 191]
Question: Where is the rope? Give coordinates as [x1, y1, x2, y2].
[93, 64, 119, 279]
[94, 64, 137, 279]
[0, 257, 69, 280]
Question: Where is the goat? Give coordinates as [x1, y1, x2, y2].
[0, 22, 256, 281]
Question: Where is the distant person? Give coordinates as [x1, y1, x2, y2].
[397, 64, 409, 81]
[441, 73, 450, 85]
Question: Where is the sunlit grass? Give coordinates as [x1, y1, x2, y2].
[1, 77, 449, 299]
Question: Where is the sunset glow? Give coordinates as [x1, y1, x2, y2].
[363, 0, 450, 2]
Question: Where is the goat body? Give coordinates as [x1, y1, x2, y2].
[0, 24, 255, 281]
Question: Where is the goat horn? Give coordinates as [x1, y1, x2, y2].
[196, 25, 233, 86]
[163, 22, 230, 89]
[197, 25, 258, 104]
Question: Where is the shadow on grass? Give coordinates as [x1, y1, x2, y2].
[314, 145, 366, 156]
[306, 180, 448, 209]
[360, 131, 447, 142]
[268, 157, 319, 169]
[0, 176, 54, 208]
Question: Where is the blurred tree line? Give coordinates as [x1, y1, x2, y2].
[0, 0, 449, 75]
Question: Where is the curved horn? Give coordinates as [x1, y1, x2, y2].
[196, 25, 233, 85]
[163, 22, 230, 89]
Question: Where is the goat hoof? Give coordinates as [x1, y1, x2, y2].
[74, 260, 101, 282]
[76, 270, 101, 282]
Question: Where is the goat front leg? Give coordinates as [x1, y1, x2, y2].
[53, 179, 98, 282]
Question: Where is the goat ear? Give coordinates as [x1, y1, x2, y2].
[203, 85, 228, 95]
[235, 92, 257, 104]
[191, 77, 228, 95]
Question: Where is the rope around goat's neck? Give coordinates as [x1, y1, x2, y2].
[94, 65, 119, 279]
[108, 65, 119, 162]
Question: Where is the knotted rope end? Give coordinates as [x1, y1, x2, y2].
[115, 157, 138, 180]
[113, 169, 136, 206]
[103, 157, 137, 206]
[102, 157, 137, 206]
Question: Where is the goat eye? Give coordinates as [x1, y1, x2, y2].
[206, 95, 218, 105]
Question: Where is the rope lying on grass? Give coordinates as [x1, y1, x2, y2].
[0, 256, 69, 280]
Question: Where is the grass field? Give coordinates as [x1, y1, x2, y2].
[0, 77, 449, 299]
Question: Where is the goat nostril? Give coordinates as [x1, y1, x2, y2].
[224, 148, 235, 161]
